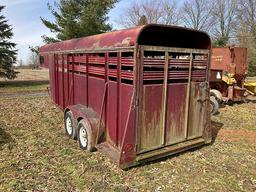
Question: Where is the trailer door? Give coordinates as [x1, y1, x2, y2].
[137, 47, 209, 153]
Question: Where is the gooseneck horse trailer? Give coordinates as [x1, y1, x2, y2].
[40, 24, 212, 169]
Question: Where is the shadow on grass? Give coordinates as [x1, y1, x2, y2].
[0, 127, 14, 150]
[211, 120, 224, 143]
[127, 120, 224, 170]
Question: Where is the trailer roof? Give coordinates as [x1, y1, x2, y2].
[40, 24, 211, 53]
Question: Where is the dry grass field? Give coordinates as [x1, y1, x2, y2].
[0, 83, 256, 191]
[0, 69, 49, 82]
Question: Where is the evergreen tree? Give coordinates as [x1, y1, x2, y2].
[0, 5, 17, 79]
[137, 15, 148, 26]
[41, 0, 118, 43]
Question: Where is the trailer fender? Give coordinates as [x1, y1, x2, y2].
[65, 105, 104, 147]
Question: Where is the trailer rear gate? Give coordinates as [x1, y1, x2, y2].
[40, 24, 212, 169]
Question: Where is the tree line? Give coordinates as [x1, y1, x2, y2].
[118, 0, 256, 75]
[0, 0, 255, 79]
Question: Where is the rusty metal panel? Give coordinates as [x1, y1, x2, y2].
[139, 85, 164, 152]
[106, 81, 118, 145]
[88, 76, 105, 115]
[165, 83, 187, 145]
[40, 24, 211, 55]
[119, 84, 133, 147]
[73, 74, 87, 106]
[211, 47, 247, 75]
[233, 47, 248, 81]
[187, 82, 207, 139]
[40, 26, 143, 53]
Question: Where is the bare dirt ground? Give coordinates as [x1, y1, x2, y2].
[0, 85, 255, 191]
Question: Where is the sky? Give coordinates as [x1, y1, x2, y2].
[1, 0, 130, 64]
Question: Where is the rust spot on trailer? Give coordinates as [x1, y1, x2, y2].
[40, 24, 211, 54]
[165, 84, 187, 145]
[188, 83, 208, 139]
[139, 85, 164, 152]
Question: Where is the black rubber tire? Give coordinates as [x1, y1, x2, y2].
[64, 111, 77, 140]
[210, 96, 219, 115]
[77, 120, 95, 152]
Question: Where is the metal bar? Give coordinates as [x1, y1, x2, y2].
[116, 51, 121, 146]
[86, 54, 89, 107]
[68, 55, 74, 105]
[136, 46, 144, 152]
[119, 92, 135, 162]
[161, 51, 169, 145]
[72, 54, 75, 104]
[96, 82, 109, 144]
[54, 54, 58, 103]
[105, 52, 109, 131]
[143, 45, 210, 54]
[42, 47, 135, 55]
[56, 54, 59, 105]
[67, 55, 70, 105]
[184, 51, 193, 139]
[62, 54, 65, 108]
[206, 52, 211, 81]
[136, 138, 205, 161]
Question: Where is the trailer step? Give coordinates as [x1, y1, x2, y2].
[136, 138, 205, 162]
[96, 142, 121, 163]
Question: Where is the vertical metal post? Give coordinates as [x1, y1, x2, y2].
[136, 46, 144, 152]
[105, 52, 109, 127]
[56, 54, 59, 104]
[184, 51, 193, 139]
[62, 54, 65, 108]
[161, 51, 169, 145]
[116, 52, 121, 146]
[206, 52, 211, 81]
[72, 54, 75, 104]
[86, 54, 89, 107]
[54, 54, 57, 103]
[67, 54, 70, 105]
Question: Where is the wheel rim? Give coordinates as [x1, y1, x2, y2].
[79, 126, 88, 148]
[66, 117, 72, 135]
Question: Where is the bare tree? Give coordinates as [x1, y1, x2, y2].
[181, 0, 213, 32]
[237, 0, 256, 76]
[161, 0, 180, 25]
[18, 59, 23, 67]
[118, 0, 180, 28]
[211, 0, 238, 46]
[28, 46, 40, 69]
[237, 0, 256, 37]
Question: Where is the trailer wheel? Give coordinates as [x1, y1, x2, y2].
[64, 111, 77, 139]
[77, 120, 95, 152]
[210, 89, 222, 103]
[210, 96, 219, 115]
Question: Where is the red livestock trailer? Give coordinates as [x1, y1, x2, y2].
[40, 24, 212, 169]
